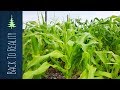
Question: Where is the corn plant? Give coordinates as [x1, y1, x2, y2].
[23, 15, 120, 79]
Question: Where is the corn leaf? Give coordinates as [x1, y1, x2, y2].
[23, 62, 51, 79]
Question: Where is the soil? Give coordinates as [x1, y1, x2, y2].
[43, 67, 66, 79]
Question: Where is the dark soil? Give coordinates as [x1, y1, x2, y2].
[43, 67, 66, 79]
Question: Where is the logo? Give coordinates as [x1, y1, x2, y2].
[8, 15, 16, 29]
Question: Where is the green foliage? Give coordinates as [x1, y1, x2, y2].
[23, 15, 120, 79]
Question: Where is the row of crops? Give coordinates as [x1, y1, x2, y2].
[23, 15, 120, 79]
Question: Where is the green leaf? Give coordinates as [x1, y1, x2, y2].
[27, 50, 64, 69]
[115, 75, 120, 79]
[77, 32, 98, 51]
[23, 71, 33, 79]
[67, 40, 74, 47]
[95, 51, 108, 64]
[31, 35, 39, 55]
[79, 64, 96, 79]
[80, 51, 90, 70]
[52, 64, 66, 74]
[87, 64, 96, 79]
[27, 55, 48, 69]
[94, 77, 104, 79]
[33, 62, 50, 75]
[23, 62, 51, 79]
[95, 71, 112, 78]
[49, 50, 64, 58]
[110, 15, 117, 19]
[79, 69, 88, 79]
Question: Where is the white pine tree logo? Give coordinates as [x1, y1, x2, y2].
[8, 15, 16, 29]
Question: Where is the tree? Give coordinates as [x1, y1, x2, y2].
[8, 15, 16, 29]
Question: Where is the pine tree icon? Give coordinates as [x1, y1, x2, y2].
[8, 15, 16, 29]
